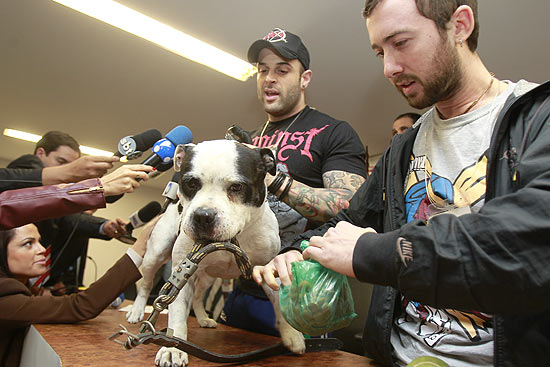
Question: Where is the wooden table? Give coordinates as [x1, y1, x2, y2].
[34, 306, 377, 366]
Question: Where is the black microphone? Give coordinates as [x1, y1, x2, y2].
[225, 124, 252, 144]
[117, 201, 162, 244]
[115, 129, 162, 159]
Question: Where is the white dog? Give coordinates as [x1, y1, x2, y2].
[126, 140, 305, 367]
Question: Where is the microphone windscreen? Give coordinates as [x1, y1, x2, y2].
[133, 129, 162, 151]
[156, 160, 174, 173]
[137, 201, 162, 222]
[165, 126, 193, 146]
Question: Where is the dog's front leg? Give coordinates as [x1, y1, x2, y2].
[261, 282, 306, 354]
[154, 274, 195, 367]
[192, 270, 219, 328]
[127, 208, 177, 324]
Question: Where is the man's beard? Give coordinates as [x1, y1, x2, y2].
[260, 79, 302, 118]
[397, 37, 462, 109]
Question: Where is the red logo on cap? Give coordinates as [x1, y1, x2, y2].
[263, 28, 287, 43]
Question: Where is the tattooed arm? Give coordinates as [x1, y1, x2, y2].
[269, 170, 365, 225]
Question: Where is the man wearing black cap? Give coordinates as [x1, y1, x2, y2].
[220, 28, 367, 336]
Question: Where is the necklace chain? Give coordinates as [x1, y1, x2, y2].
[259, 108, 305, 150]
[463, 73, 495, 114]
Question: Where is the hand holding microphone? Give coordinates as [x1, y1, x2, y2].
[100, 164, 153, 196]
[118, 201, 162, 244]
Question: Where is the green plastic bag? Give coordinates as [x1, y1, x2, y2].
[279, 240, 357, 336]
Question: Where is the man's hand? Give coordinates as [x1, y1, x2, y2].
[252, 250, 303, 291]
[100, 164, 153, 196]
[42, 155, 122, 185]
[102, 218, 129, 238]
[303, 221, 376, 278]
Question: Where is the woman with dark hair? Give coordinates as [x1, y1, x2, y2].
[0, 221, 156, 366]
[0, 163, 157, 366]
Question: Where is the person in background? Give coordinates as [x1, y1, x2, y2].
[221, 28, 367, 336]
[6, 131, 128, 293]
[391, 112, 421, 136]
[253, 1, 550, 366]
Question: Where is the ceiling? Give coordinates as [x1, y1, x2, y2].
[1, 0, 548, 190]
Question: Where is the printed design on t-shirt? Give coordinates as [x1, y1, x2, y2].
[404, 154, 488, 222]
[400, 153, 492, 348]
[397, 299, 492, 347]
[252, 125, 329, 163]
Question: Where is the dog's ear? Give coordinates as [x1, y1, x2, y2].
[259, 148, 276, 176]
[173, 143, 195, 172]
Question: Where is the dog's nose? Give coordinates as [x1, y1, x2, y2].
[193, 208, 217, 230]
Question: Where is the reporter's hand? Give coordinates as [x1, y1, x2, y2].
[102, 218, 129, 238]
[43, 156, 122, 185]
[130, 215, 161, 258]
[252, 249, 303, 291]
[100, 164, 154, 196]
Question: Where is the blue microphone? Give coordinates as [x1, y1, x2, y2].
[105, 126, 192, 203]
[141, 126, 193, 168]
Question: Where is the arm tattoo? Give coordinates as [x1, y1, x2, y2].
[284, 170, 365, 224]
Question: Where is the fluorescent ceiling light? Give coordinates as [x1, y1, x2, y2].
[3, 128, 114, 157]
[52, 0, 257, 81]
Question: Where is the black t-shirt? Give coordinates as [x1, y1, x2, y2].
[250, 106, 367, 186]
[236, 107, 367, 298]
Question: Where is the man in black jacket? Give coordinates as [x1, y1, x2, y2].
[253, 1, 550, 366]
[7, 131, 128, 292]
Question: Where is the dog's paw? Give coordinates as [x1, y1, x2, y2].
[155, 347, 188, 367]
[125, 306, 145, 324]
[280, 327, 306, 354]
[196, 317, 217, 328]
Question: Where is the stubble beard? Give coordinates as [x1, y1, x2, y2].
[399, 37, 463, 109]
[259, 80, 302, 119]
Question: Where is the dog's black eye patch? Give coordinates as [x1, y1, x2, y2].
[180, 176, 202, 199]
[228, 183, 244, 193]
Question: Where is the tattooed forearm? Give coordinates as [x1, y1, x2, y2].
[283, 171, 366, 224]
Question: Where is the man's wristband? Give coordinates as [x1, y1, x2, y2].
[267, 171, 287, 195]
[279, 176, 293, 200]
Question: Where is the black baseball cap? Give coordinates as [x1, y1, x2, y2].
[248, 28, 310, 70]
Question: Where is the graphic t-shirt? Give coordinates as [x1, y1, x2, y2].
[391, 81, 526, 367]
[250, 105, 367, 245]
[235, 106, 366, 298]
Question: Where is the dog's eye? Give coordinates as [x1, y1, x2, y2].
[229, 183, 243, 193]
[182, 178, 201, 192]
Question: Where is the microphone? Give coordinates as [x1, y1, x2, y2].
[105, 126, 192, 203]
[141, 125, 193, 168]
[162, 171, 181, 202]
[115, 129, 162, 159]
[225, 124, 252, 144]
[117, 201, 162, 244]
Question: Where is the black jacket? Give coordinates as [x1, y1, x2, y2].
[290, 81, 550, 366]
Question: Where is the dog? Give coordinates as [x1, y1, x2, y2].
[126, 139, 305, 367]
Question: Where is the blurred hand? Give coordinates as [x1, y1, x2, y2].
[102, 218, 129, 238]
[303, 221, 376, 278]
[252, 249, 303, 291]
[100, 164, 153, 196]
[130, 215, 161, 258]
